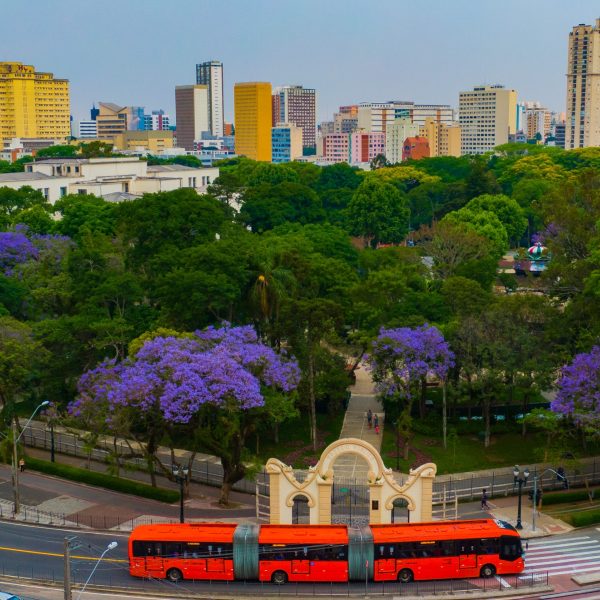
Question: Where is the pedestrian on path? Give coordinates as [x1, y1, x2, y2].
[481, 488, 489, 510]
[373, 413, 379, 429]
[19, 458, 25, 472]
[367, 409, 373, 428]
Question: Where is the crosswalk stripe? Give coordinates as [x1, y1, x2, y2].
[495, 575, 511, 588]
[525, 560, 600, 574]
[524, 564, 600, 577]
[526, 550, 600, 564]
[527, 536, 590, 547]
[526, 545, 600, 558]
[527, 540, 597, 551]
[526, 553, 600, 567]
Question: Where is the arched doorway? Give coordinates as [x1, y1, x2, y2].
[291, 495, 310, 524]
[331, 454, 370, 526]
[392, 498, 410, 523]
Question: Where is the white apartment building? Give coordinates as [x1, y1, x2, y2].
[196, 61, 224, 137]
[459, 85, 517, 154]
[385, 117, 419, 164]
[76, 120, 98, 139]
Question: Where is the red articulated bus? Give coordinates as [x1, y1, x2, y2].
[129, 519, 524, 584]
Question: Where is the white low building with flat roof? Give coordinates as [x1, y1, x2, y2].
[0, 157, 218, 203]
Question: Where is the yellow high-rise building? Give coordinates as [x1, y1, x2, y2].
[0, 62, 70, 144]
[420, 117, 461, 157]
[234, 82, 272, 161]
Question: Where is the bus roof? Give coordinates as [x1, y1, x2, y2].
[371, 520, 518, 543]
[259, 525, 349, 544]
[130, 523, 238, 543]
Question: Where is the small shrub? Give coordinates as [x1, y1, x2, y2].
[570, 509, 600, 527]
[26, 457, 179, 503]
[542, 489, 598, 506]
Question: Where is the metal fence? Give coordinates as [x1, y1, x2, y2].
[20, 423, 267, 496]
[0, 566, 550, 597]
[431, 457, 600, 503]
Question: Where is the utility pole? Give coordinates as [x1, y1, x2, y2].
[12, 419, 19, 513]
[64, 536, 74, 600]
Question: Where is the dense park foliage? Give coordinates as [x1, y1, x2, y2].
[1, 144, 600, 499]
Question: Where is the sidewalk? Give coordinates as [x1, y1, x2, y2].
[335, 363, 383, 479]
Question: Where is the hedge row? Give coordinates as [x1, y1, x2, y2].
[542, 489, 598, 505]
[569, 508, 600, 527]
[26, 457, 180, 503]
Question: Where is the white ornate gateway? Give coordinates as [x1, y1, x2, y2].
[265, 438, 436, 524]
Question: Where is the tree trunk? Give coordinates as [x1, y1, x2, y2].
[483, 398, 491, 448]
[274, 422, 279, 445]
[403, 438, 410, 461]
[219, 458, 246, 506]
[521, 389, 530, 438]
[419, 378, 426, 419]
[442, 382, 447, 450]
[308, 350, 317, 452]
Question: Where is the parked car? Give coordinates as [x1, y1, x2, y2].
[0, 592, 22, 600]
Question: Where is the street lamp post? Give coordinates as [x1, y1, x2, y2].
[172, 464, 189, 523]
[12, 400, 50, 514]
[76, 541, 117, 600]
[513, 465, 530, 530]
[531, 468, 567, 532]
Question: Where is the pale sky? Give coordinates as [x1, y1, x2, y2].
[1, 0, 598, 124]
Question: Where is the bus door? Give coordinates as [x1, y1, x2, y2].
[292, 548, 311, 575]
[376, 544, 396, 575]
[457, 540, 477, 571]
[144, 556, 164, 577]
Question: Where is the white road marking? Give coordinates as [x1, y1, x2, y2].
[495, 575, 511, 588]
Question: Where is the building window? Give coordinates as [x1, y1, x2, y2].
[60, 186, 67, 197]
[77, 189, 87, 195]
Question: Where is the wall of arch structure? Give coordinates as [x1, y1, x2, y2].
[265, 438, 436, 525]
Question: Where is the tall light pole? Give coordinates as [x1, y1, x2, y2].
[172, 464, 189, 523]
[76, 541, 117, 600]
[12, 400, 50, 514]
[513, 465, 530, 530]
[531, 467, 567, 531]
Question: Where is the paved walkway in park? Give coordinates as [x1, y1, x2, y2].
[334, 363, 383, 480]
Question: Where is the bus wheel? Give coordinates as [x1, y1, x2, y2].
[272, 570, 288, 585]
[480, 564, 496, 578]
[398, 568, 414, 583]
[166, 568, 183, 582]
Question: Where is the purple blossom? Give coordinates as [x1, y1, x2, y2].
[366, 324, 454, 398]
[552, 346, 600, 428]
[70, 325, 300, 425]
[0, 231, 38, 275]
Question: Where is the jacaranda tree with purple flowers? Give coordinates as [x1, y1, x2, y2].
[552, 346, 600, 438]
[70, 323, 300, 505]
[366, 324, 454, 460]
[0, 231, 38, 275]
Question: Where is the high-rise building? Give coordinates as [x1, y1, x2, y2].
[318, 133, 350, 163]
[175, 85, 210, 151]
[272, 122, 303, 163]
[0, 62, 70, 144]
[90, 105, 99, 121]
[272, 85, 317, 151]
[349, 131, 385, 165]
[196, 61, 224, 137]
[96, 103, 145, 139]
[234, 82, 272, 161]
[458, 85, 517, 155]
[385, 118, 419, 163]
[144, 110, 170, 131]
[566, 19, 600, 148]
[420, 117, 461, 157]
[521, 102, 551, 141]
[357, 103, 408, 133]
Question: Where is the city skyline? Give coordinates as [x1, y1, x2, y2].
[1, 0, 598, 124]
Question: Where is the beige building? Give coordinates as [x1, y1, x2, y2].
[175, 85, 210, 151]
[459, 85, 517, 154]
[96, 103, 139, 139]
[420, 117, 461, 157]
[113, 130, 174, 153]
[385, 117, 419, 163]
[0, 62, 70, 145]
[566, 19, 600, 148]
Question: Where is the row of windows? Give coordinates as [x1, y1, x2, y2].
[132, 537, 521, 562]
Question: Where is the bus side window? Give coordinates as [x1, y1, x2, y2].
[440, 540, 455, 557]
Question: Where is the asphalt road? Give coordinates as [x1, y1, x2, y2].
[0, 520, 559, 598]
